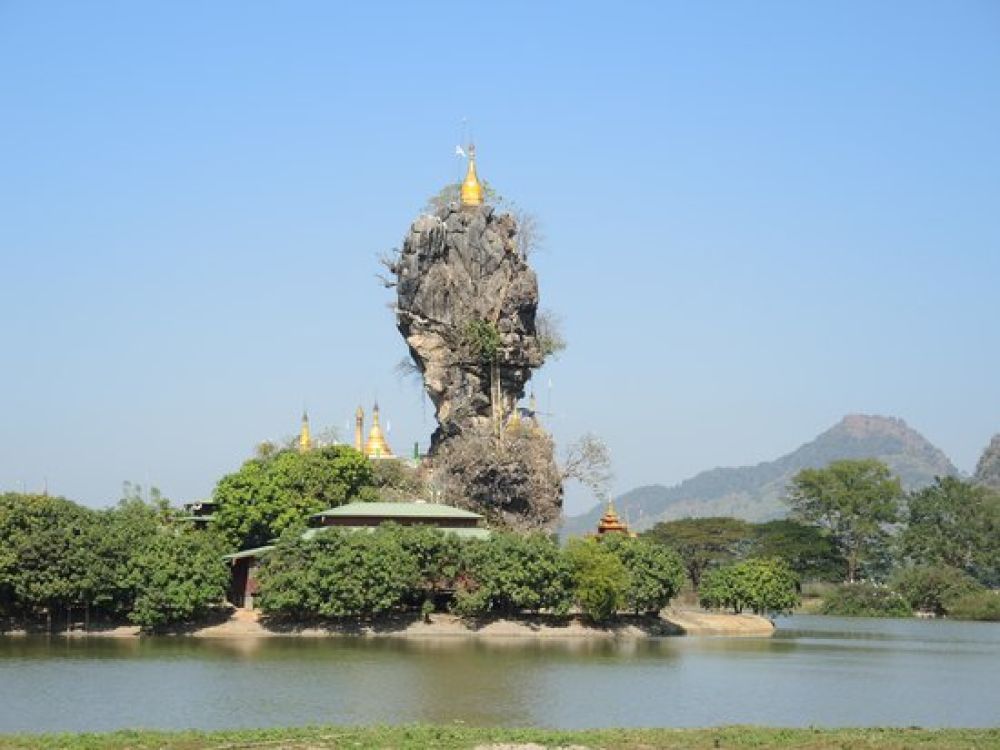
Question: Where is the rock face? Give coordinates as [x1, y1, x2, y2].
[394, 203, 544, 448]
[563, 414, 958, 535]
[392, 202, 561, 530]
[974, 434, 1000, 490]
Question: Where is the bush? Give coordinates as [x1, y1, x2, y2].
[451, 533, 572, 618]
[698, 558, 799, 616]
[565, 539, 628, 623]
[600, 535, 685, 615]
[890, 565, 984, 616]
[819, 582, 911, 618]
[257, 528, 420, 619]
[128, 530, 229, 629]
[946, 590, 1000, 621]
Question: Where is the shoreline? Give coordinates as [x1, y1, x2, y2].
[1, 608, 775, 639]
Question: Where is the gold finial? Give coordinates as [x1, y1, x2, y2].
[298, 410, 312, 453]
[354, 406, 364, 452]
[460, 143, 484, 207]
[364, 401, 394, 459]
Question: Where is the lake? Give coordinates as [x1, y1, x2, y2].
[0, 616, 997, 733]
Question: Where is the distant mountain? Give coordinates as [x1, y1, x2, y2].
[974, 434, 1000, 490]
[563, 414, 958, 537]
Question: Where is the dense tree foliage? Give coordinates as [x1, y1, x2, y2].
[0, 492, 227, 631]
[900, 477, 1000, 586]
[819, 582, 911, 617]
[599, 534, 685, 615]
[889, 565, 985, 617]
[698, 558, 799, 616]
[0, 493, 94, 627]
[643, 517, 753, 587]
[564, 539, 628, 623]
[258, 529, 420, 619]
[786, 459, 902, 582]
[749, 520, 845, 583]
[453, 533, 573, 617]
[128, 530, 230, 628]
[212, 445, 377, 550]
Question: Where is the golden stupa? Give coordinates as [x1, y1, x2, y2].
[298, 410, 312, 453]
[460, 144, 484, 207]
[596, 500, 630, 535]
[363, 402, 394, 459]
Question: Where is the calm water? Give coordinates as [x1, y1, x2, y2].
[0, 616, 998, 732]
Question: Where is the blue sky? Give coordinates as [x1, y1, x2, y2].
[1, 2, 998, 514]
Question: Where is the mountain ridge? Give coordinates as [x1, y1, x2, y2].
[562, 414, 958, 536]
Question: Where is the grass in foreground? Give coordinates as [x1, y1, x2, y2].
[1, 726, 998, 750]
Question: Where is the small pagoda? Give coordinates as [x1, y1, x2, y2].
[596, 500, 633, 536]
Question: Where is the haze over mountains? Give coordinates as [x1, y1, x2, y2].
[562, 415, 960, 536]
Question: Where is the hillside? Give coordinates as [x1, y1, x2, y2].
[974, 434, 1000, 490]
[563, 414, 957, 536]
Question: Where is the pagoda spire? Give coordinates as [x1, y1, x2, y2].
[354, 406, 365, 452]
[363, 401, 394, 459]
[298, 410, 312, 453]
[460, 143, 484, 207]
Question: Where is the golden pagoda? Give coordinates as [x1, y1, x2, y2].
[363, 402, 394, 459]
[596, 499, 630, 536]
[298, 410, 312, 453]
[460, 144, 484, 207]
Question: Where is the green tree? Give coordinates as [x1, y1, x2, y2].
[890, 565, 984, 616]
[643, 517, 754, 587]
[565, 538, 629, 623]
[698, 558, 799, 616]
[85, 496, 176, 619]
[127, 529, 229, 629]
[750, 519, 846, 583]
[600, 535, 685, 615]
[0, 493, 96, 628]
[900, 477, 1000, 586]
[452, 533, 573, 617]
[213, 445, 376, 550]
[388, 525, 466, 609]
[786, 459, 902, 582]
[257, 528, 420, 619]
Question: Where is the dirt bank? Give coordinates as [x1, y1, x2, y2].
[10, 607, 773, 639]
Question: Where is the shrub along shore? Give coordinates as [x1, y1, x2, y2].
[1, 726, 998, 750]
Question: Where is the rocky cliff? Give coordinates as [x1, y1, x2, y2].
[563, 414, 958, 535]
[391, 202, 560, 529]
[974, 434, 1000, 490]
[394, 203, 545, 448]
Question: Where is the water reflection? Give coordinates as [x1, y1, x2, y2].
[1, 617, 997, 732]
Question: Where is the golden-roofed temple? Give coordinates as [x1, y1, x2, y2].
[460, 143, 484, 207]
[596, 500, 632, 536]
